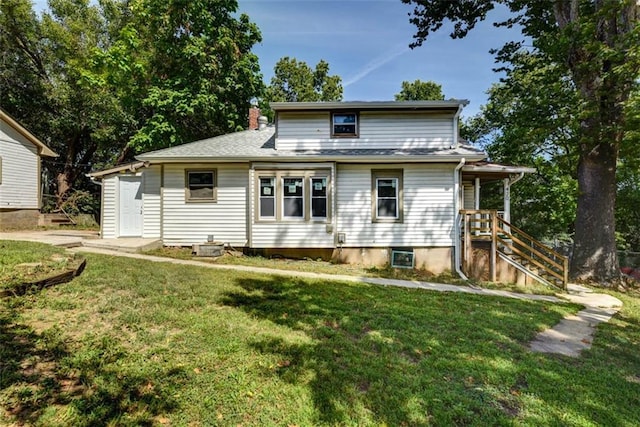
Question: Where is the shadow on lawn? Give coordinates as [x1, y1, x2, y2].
[224, 276, 640, 426]
[0, 299, 179, 426]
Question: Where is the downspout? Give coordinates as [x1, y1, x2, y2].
[454, 158, 468, 280]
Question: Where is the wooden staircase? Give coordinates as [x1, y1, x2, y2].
[38, 211, 76, 227]
[460, 210, 568, 290]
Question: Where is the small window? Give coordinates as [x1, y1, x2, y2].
[372, 170, 403, 223]
[282, 177, 304, 218]
[332, 112, 358, 137]
[311, 177, 328, 219]
[259, 177, 275, 219]
[391, 249, 414, 269]
[186, 170, 216, 202]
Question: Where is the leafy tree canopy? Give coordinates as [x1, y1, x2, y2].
[403, 0, 640, 283]
[1, 0, 264, 204]
[395, 79, 444, 100]
[266, 57, 342, 103]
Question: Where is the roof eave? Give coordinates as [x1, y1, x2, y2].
[270, 100, 470, 112]
[0, 109, 58, 157]
[135, 153, 486, 163]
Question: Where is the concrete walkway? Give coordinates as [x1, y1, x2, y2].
[0, 231, 623, 357]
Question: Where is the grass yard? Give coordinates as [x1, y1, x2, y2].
[1, 241, 640, 426]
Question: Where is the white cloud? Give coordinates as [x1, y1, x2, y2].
[343, 44, 410, 88]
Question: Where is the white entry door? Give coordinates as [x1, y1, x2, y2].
[119, 176, 143, 237]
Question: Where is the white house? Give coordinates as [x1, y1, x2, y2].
[90, 101, 542, 277]
[0, 109, 57, 228]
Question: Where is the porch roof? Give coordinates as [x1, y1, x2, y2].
[462, 162, 536, 181]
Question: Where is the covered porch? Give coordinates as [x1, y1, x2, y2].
[456, 162, 568, 290]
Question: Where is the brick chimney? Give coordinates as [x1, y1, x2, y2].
[248, 106, 260, 130]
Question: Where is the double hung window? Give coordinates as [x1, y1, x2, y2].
[332, 112, 358, 137]
[259, 177, 275, 219]
[186, 170, 216, 202]
[282, 177, 304, 218]
[372, 170, 403, 223]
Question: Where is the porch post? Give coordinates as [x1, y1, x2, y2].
[503, 178, 510, 222]
[474, 177, 480, 209]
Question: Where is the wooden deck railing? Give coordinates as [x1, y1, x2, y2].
[459, 210, 568, 290]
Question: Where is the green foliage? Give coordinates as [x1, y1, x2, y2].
[0, 0, 264, 203]
[403, 0, 640, 279]
[394, 79, 444, 100]
[261, 56, 342, 120]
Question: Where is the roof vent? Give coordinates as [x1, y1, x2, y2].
[258, 115, 268, 130]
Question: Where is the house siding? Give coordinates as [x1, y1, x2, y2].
[143, 165, 161, 238]
[162, 163, 248, 246]
[276, 111, 454, 150]
[336, 164, 456, 247]
[0, 121, 40, 209]
[101, 175, 118, 238]
[463, 184, 475, 210]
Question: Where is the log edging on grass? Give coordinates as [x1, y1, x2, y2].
[0, 258, 86, 298]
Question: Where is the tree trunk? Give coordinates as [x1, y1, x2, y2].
[570, 143, 619, 283]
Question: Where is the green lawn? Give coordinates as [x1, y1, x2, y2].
[1, 241, 640, 426]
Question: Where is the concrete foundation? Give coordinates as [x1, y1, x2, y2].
[0, 209, 40, 229]
[250, 246, 454, 274]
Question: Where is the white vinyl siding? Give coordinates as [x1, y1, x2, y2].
[0, 121, 40, 208]
[252, 222, 334, 248]
[276, 111, 454, 150]
[101, 175, 118, 238]
[143, 166, 161, 238]
[162, 164, 248, 246]
[463, 184, 475, 210]
[336, 164, 456, 247]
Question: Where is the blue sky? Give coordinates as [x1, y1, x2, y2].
[32, 0, 523, 117]
[239, 0, 524, 117]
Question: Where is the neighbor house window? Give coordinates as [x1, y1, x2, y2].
[255, 170, 330, 222]
[259, 177, 276, 219]
[372, 170, 403, 223]
[282, 177, 304, 218]
[332, 112, 358, 137]
[311, 177, 328, 219]
[186, 170, 216, 202]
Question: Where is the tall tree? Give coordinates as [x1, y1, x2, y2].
[266, 57, 342, 103]
[1, 0, 127, 204]
[395, 79, 444, 100]
[1, 0, 264, 204]
[403, 0, 640, 283]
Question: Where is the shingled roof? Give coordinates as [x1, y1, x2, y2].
[136, 126, 485, 163]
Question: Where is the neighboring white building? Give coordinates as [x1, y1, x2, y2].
[0, 109, 57, 228]
[90, 101, 533, 273]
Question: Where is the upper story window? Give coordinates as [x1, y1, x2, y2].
[332, 112, 358, 137]
[186, 169, 217, 202]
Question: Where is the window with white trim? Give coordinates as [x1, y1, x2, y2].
[311, 177, 328, 219]
[259, 177, 276, 219]
[372, 170, 403, 223]
[282, 177, 304, 219]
